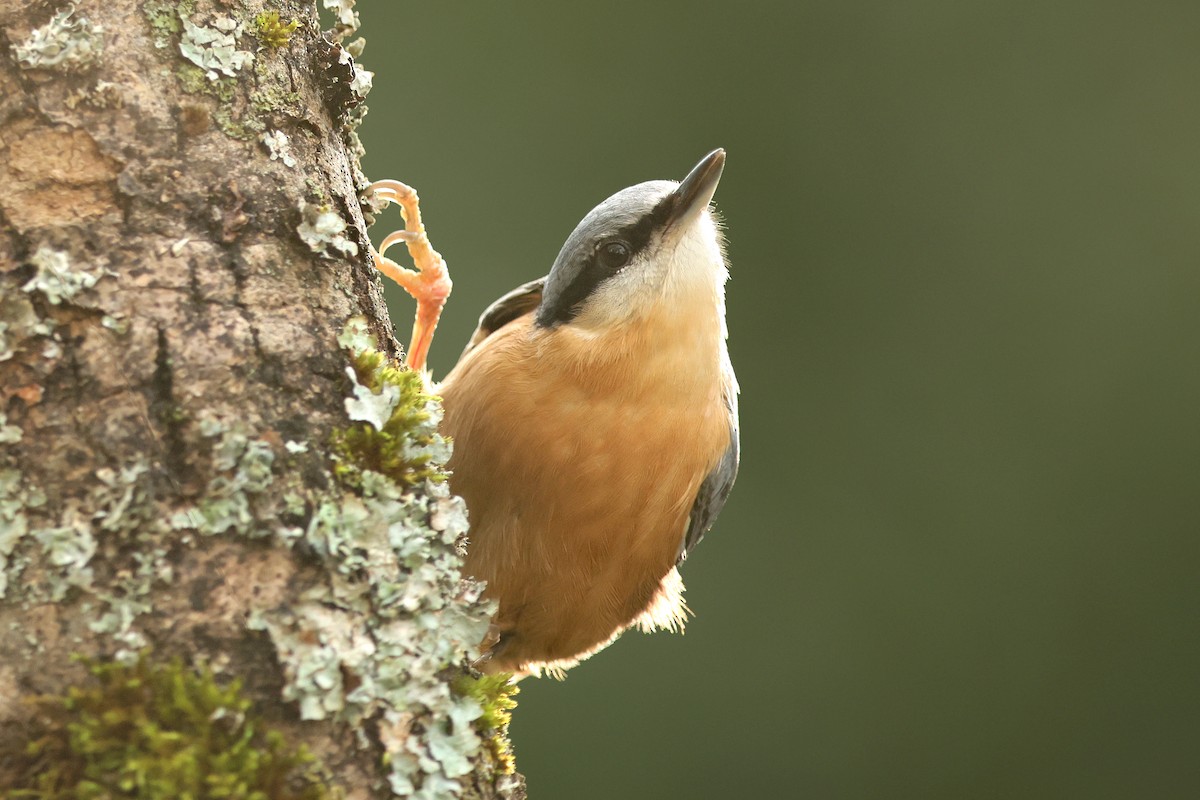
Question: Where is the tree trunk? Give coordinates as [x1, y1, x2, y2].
[0, 1, 522, 797]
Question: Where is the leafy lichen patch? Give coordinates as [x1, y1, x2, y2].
[253, 476, 496, 797]
[0, 413, 22, 445]
[0, 468, 45, 600]
[297, 201, 360, 258]
[246, 318, 500, 797]
[0, 291, 57, 362]
[167, 417, 284, 541]
[2, 456, 171, 660]
[13, 4, 104, 71]
[147, 4, 312, 143]
[322, 0, 361, 42]
[21, 245, 114, 307]
[262, 129, 298, 167]
[179, 13, 255, 81]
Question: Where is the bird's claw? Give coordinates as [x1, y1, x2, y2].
[368, 179, 452, 373]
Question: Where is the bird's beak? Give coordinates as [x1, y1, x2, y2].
[665, 148, 726, 233]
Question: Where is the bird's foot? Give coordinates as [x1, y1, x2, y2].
[367, 179, 452, 373]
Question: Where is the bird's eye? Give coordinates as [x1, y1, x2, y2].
[598, 240, 632, 271]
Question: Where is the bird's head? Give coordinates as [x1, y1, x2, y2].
[535, 149, 729, 332]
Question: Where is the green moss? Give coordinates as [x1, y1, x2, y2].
[451, 673, 519, 775]
[250, 80, 303, 117]
[255, 11, 300, 48]
[169, 8, 268, 140]
[11, 655, 335, 800]
[175, 63, 238, 102]
[213, 106, 265, 140]
[330, 323, 448, 491]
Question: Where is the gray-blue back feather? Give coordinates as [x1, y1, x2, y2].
[677, 378, 740, 563]
[458, 277, 545, 360]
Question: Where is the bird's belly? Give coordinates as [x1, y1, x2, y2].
[441, 362, 727, 671]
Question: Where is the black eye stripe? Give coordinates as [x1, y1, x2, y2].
[535, 191, 679, 327]
[615, 192, 676, 258]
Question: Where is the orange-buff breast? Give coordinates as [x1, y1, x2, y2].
[439, 312, 730, 675]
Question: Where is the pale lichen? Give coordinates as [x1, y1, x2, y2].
[0, 291, 58, 361]
[0, 412, 22, 445]
[345, 48, 374, 101]
[179, 14, 255, 81]
[32, 515, 97, 602]
[21, 245, 113, 307]
[262, 129, 298, 168]
[297, 201, 360, 258]
[452, 673, 520, 775]
[176, 62, 237, 101]
[252, 477, 495, 797]
[0, 468, 45, 600]
[322, 0, 361, 42]
[169, 9, 275, 142]
[100, 313, 129, 334]
[330, 319, 450, 489]
[2, 456, 172, 660]
[167, 419, 282, 540]
[83, 461, 174, 660]
[13, 4, 104, 71]
[247, 319, 499, 797]
[344, 365, 401, 430]
[0, 322, 506, 794]
[147, 2, 306, 143]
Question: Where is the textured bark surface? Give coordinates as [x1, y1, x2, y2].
[0, 1, 523, 797]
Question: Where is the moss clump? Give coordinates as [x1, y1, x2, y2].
[250, 74, 303, 117]
[176, 63, 238, 103]
[452, 673, 519, 775]
[255, 11, 300, 49]
[330, 327, 448, 490]
[12, 655, 334, 800]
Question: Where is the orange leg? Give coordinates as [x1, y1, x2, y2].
[368, 179, 452, 373]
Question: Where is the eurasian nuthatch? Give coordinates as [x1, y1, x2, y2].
[369, 150, 739, 676]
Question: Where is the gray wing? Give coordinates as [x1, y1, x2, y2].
[676, 374, 740, 564]
[457, 277, 545, 361]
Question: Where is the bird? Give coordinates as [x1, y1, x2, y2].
[368, 149, 739, 677]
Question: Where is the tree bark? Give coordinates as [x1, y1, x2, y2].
[0, 1, 522, 797]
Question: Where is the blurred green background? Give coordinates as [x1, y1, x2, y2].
[357, 1, 1200, 797]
